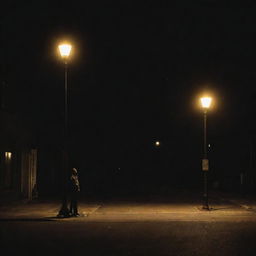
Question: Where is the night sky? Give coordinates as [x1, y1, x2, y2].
[2, 2, 256, 194]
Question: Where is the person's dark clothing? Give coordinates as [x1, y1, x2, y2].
[70, 190, 78, 215]
[69, 171, 80, 216]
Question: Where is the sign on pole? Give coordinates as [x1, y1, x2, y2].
[202, 159, 209, 171]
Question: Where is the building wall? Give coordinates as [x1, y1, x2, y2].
[21, 149, 37, 200]
[0, 149, 37, 201]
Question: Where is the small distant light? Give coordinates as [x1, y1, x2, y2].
[155, 141, 160, 146]
[208, 144, 211, 148]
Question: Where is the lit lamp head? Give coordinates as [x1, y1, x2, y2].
[58, 43, 72, 63]
[200, 97, 212, 110]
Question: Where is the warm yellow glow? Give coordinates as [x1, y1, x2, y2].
[5, 152, 12, 160]
[58, 44, 72, 58]
[155, 141, 160, 146]
[200, 97, 212, 109]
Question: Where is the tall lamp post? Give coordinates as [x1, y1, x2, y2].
[57, 43, 72, 217]
[200, 96, 212, 210]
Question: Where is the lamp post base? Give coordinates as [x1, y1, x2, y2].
[57, 208, 70, 218]
[57, 197, 70, 218]
[202, 205, 210, 210]
[202, 195, 210, 210]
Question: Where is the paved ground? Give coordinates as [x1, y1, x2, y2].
[1, 191, 256, 222]
[1, 192, 256, 255]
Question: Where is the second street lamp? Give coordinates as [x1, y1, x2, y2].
[200, 96, 212, 210]
[57, 43, 72, 217]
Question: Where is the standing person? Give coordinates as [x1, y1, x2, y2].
[69, 168, 80, 216]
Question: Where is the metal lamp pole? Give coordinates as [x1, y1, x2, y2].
[202, 109, 209, 210]
[200, 96, 212, 210]
[57, 44, 72, 217]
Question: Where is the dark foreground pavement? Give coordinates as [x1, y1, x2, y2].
[1, 191, 256, 255]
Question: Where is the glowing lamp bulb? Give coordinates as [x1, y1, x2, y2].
[58, 44, 72, 57]
[200, 97, 212, 109]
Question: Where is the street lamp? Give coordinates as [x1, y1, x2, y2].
[57, 43, 72, 217]
[200, 96, 212, 210]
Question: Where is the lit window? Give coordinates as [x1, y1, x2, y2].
[5, 152, 12, 160]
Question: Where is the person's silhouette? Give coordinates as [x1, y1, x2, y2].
[69, 168, 80, 216]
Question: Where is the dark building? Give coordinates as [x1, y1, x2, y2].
[0, 81, 38, 202]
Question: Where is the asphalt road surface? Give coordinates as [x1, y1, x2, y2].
[1, 197, 256, 256]
[1, 219, 256, 255]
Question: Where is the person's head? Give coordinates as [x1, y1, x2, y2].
[72, 168, 78, 175]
